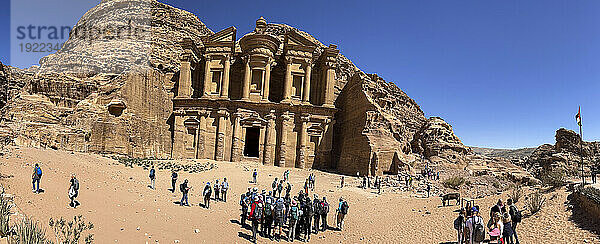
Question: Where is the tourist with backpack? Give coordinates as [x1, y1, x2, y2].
[507, 198, 521, 244]
[241, 190, 250, 226]
[277, 180, 283, 198]
[288, 199, 300, 241]
[454, 208, 466, 244]
[249, 196, 263, 243]
[313, 196, 321, 234]
[262, 197, 274, 239]
[203, 182, 212, 209]
[32, 163, 42, 193]
[171, 169, 178, 193]
[180, 179, 191, 206]
[221, 178, 229, 202]
[502, 212, 514, 244]
[149, 165, 156, 190]
[465, 206, 485, 244]
[321, 196, 329, 231]
[68, 174, 80, 208]
[303, 196, 314, 241]
[336, 197, 349, 231]
[273, 198, 285, 241]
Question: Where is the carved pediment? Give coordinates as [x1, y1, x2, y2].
[204, 26, 236, 54]
[285, 30, 316, 49]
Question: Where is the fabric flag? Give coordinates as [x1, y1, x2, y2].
[576, 106, 582, 126]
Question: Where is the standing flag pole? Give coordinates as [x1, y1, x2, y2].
[576, 106, 584, 185]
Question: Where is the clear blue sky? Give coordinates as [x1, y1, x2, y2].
[1, 0, 599, 149]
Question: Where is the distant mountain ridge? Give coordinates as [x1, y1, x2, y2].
[470, 146, 536, 160]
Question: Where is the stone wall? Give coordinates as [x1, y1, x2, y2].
[572, 186, 600, 223]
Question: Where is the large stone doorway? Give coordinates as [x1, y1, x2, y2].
[243, 127, 260, 157]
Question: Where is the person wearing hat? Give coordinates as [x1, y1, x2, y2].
[249, 195, 263, 243]
[336, 197, 349, 231]
[313, 195, 321, 234]
[68, 173, 79, 208]
[180, 179, 191, 206]
[203, 182, 212, 209]
[465, 206, 485, 244]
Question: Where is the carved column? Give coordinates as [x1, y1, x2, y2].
[323, 44, 339, 108]
[215, 109, 229, 161]
[242, 57, 251, 101]
[221, 56, 231, 99]
[278, 112, 292, 167]
[230, 111, 243, 162]
[176, 51, 193, 98]
[302, 62, 312, 104]
[263, 111, 276, 165]
[297, 114, 310, 168]
[202, 55, 212, 97]
[262, 58, 272, 101]
[196, 110, 208, 159]
[282, 59, 292, 103]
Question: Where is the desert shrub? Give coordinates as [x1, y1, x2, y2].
[0, 188, 12, 236]
[526, 191, 546, 215]
[443, 176, 465, 190]
[509, 185, 523, 203]
[13, 217, 50, 244]
[49, 215, 94, 244]
[539, 169, 566, 188]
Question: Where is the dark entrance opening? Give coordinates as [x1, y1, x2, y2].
[243, 127, 260, 157]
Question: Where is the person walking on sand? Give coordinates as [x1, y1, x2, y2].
[313, 195, 321, 234]
[149, 165, 156, 190]
[273, 198, 285, 241]
[68, 174, 79, 208]
[340, 176, 345, 188]
[241, 190, 250, 227]
[507, 198, 521, 244]
[171, 169, 178, 192]
[249, 196, 263, 243]
[32, 163, 42, 193]
[321, 196, 329, 231]
[277, 180, 283, 198]
[252, 169, 258, 183]
[336, 197, 349, 231]
[180, 179, 191, 206]
[203, 182, 212, 209]
[288, 200, 300, 241]
[426, 183, 431, 198]
[214, 179, 220, 201]
[221, 178, 229, 202]
[454, 208, 466, 244]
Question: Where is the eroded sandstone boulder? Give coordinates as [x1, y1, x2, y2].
[411, 117, 471, 164]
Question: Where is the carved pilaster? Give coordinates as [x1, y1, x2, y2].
[202, 55, 212, 97]
[263, 111, 276, 165]
[230, 111, 243, 162]
[302, 61, 313, 104]
[196, 110, 209, 159]
[262, 58, 273, 102]
[215, 109, 229, 161]
[296, 114, 310, 168]
[221, 56, 231, 99]
[242, 56, 251, 101]
[323, 44, 339, 108]
[282, 57, 293, 103]
[278, 112, 292, 167]
[176, 50, 194, 98]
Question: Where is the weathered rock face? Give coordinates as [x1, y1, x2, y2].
[411, 117, 471, 164]
[38, 0, 213, 75]
[333, 72, 427, 176]
[525, 128, 600, 178]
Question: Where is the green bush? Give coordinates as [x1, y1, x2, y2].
[443, 176, 466, 190]
[49, 215, 94, 244]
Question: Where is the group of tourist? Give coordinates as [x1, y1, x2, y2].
[240, 171, 349, 243]
[421, 166, 439, 181]
[454, 198, 521, 244]
[30, 163, 80, 208]
[361, 175, 384, 194]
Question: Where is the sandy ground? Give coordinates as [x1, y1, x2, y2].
[0, 146, 599, 244]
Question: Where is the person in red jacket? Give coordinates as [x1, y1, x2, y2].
[249, 196, 263, 243]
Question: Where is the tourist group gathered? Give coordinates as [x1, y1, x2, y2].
[239, 170, 349, 243]
[454, 198, 522, 244]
